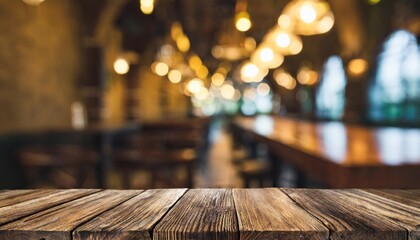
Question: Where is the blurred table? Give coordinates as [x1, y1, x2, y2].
[0, 188, 419, 239]
[234, 116, 420, 188]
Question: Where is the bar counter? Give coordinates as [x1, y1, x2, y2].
[0, 188, 419, 239]
[233, 116, 420, 188]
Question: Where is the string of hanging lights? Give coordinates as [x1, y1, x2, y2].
[240, 0, 335, 86]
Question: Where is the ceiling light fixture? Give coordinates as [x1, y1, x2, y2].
[22, 0, 44, 6]
[282, 0, 335, 35]
[234, 0, 252, 32]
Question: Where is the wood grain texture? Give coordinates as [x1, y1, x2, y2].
[0, 190, 44, 208]
[74, 189, 187, 240]
[153, 189, 238, 240]
[354, 190, 420, 240]
[233, 188, 328, 240]
[0, 189, 98, 226]
[283, 189, 409, 240]
[363, 189, 420, 208]
[0, 190, 141, 240]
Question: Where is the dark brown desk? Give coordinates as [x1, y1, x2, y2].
[234, 116, 420, 188]
[0, 189, 419, 239]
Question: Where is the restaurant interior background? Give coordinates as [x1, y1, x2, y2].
[0, 0, 419, 189]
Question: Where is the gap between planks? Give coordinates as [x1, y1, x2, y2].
[69, 190, 145, 239]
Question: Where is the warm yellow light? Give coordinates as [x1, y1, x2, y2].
[290, 40, 303, 55]
[265, 28, 303, 56]
[216, 67, 227, 77]
[348, 59, 368, 76]
[297, 67, 318, 85]
[140, 0, 154, 14]
[283, 0, 335, 35]
[251, 46, 284, 69]
[274, 69, 297, 90]
[187, 78, 203, 94]
[211, 46, 224, 59]
[188, 55, 202, 70]
[168, 70, 182, 83]
[317, 14, 334, 34]
[244, 37, 257, 52]
[171, 22, 183, 40]
[114, 58, 130, 75]
[241, 62, 259, 80]
[257, 83, 270, 96]
[155, 62, 169, 76]
[276, 33, 291, 48]
[221, 83, 235, 100]
[22, 0, 44, 6]
[141, 5, 154, 14]
[211, 73, 225, 86]
[176, 34, 190, 52]
[241, 62, 269, 83]
[259, 48, 274, 62]
[141, 0, 153, 7]
[235, 11, 252, 32]
[196, 65, 209, 79]
[300, 4, 317, 23]
[368, 0, 381, 5]
[195, 87, 210, 100]
[277, 14, 292, 30]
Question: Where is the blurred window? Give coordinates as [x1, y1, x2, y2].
[369, 30, 420, 124]
[316, 55, 347, 120]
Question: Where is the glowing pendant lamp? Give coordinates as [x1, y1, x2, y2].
[281, 0, 335, 35]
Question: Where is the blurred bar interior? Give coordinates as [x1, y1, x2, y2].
[0, 0, 419, 189]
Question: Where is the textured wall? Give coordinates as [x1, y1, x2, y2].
[0, 0, 81, 133]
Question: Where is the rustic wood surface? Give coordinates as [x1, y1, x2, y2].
[233, 188, 328, 240]
[153, 189, 238, 240]
[283, 189, 413, 239]
[0, 189, 419, 240]
[74, 189, 187, 240]
[363, 189, 420, 208]
[0, 190, 46, 208]
[0, 190, 140, 240]
[353, 190, 420, 240]
[0, 189, 98, 226]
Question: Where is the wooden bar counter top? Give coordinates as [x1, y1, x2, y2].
[233, 116, 420, 188]
[0, 188, 419, 239]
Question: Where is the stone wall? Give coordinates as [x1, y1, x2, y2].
[0, 0, 82, 133]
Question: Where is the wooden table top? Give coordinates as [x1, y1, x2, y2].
[0, 188, 419, 240]
[235, 116, 420, 166]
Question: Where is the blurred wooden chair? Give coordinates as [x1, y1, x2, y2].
[238, 159, 271, 188]
[19, 145, 98, 188]
[116, 148, 196, 188]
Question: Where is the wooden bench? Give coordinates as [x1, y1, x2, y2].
[0, 188, 418, 239]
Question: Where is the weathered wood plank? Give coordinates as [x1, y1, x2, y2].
[354, 189, 420, 240]
[363, 189, 420, 208]
[283, 189, 409, 240]
[233, 188, 328, 240]
[74, 189, 187, 240]
[0, 190, 141, 240]
[0, 189, 98, 226]
[153, 189, 238, 240]
[0, 190, 43, 208]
